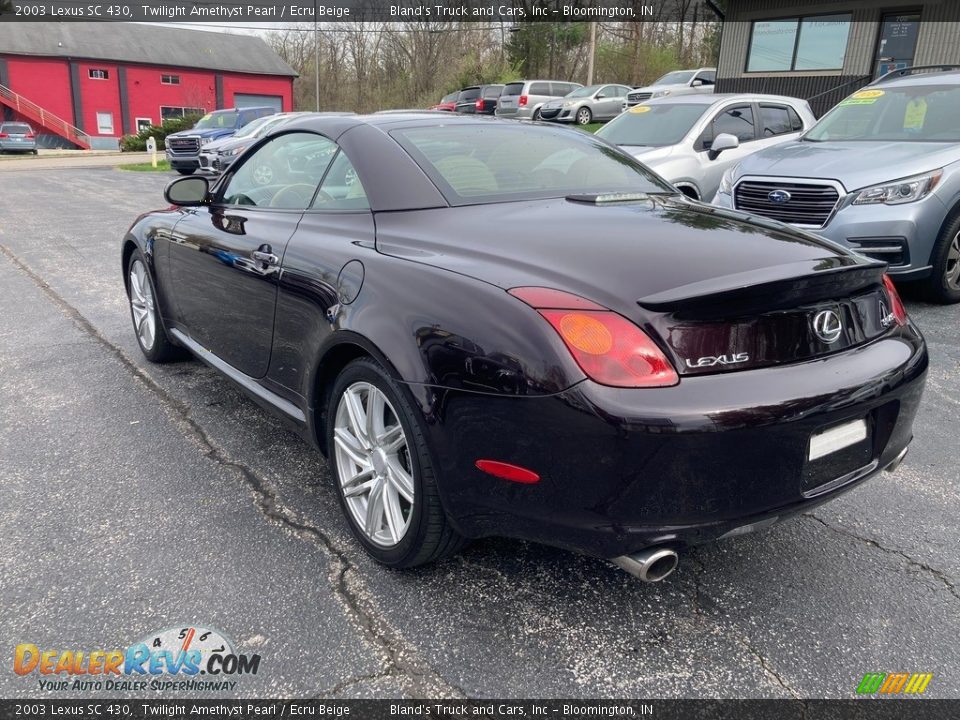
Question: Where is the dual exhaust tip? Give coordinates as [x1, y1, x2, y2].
[611, 547, 679, 582]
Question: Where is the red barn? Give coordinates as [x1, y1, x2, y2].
[0, 23, 297, 149]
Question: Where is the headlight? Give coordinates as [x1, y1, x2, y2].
[222, 146, 245, 157]
[718, 164, 740, 195]
[201, 137, 216, 147]
[563, 101, 575, 107]
[651, 89, 672, 98]
[164, 139, 170, 149]
[852, 169, 942, 205]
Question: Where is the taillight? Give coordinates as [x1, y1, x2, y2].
[882, 274, 908, 326]
[475, 99, 483, 110]
[26, 133, 35, 139]
[0, 133, 7, 139]
[518, 95, 528, 106]
[509, 287, 679, 388]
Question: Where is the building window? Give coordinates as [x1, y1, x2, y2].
[747, 15, 852, 72]
[96, 112, 114, 134]
[161, 74, 180, 85]
[88, 69, 109, 80]
[160, 106, 206, 121]
[135, 117, 153, 133]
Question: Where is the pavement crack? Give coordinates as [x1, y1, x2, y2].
[0, 244, 464, 699]
[313, 670, 395, 699]
[735, 634, 804, 702]
[804, 513, 960, 603]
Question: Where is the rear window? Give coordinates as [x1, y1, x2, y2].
[392, 124, 672, 205]
[502, 83, 525, 97]
[482, 86, 503, 99]
[1, 124, 31, 134]
[459, 88, 481, 101]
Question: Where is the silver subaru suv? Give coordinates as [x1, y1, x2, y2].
[713, 66, 960, 303]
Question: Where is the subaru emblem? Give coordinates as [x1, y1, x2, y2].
[768, 189, 792, 204]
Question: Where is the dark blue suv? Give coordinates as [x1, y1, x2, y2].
[165, 107, 275, 175]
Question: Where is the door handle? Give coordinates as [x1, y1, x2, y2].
[252, 249, 279, 266]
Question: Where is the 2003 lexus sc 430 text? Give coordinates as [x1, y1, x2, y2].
[121, 114, 927, 582]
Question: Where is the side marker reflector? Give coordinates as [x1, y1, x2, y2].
[475, 460, 540, 484]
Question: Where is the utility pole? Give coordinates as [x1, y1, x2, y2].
[586, 22, 597, 85]
[314, 18, 320, 112]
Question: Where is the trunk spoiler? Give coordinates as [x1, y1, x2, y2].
[637, 257, 887, 313]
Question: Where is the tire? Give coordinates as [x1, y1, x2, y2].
[327, 357, 464, 568]
[576, 107, 593, 125]
[926, 213, 960, 304]
[175, 168, 195, 176]
[126, 250, 186, 363]
[532, 108, 542, 121]
[32, 149, 39, 156]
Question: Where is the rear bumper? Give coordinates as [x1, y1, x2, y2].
[496, 107, 535, 120]
[0, 140, 36, 151]
[422, 325, 927, 558]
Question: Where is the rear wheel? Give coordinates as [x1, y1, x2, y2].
[576, 107, 593, 125]
[327, 358, 464, 567]
[927, 215, 960, 304]
[126, 250, 185, 363]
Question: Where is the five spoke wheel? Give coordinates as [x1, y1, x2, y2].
[945, 231, 960, 292]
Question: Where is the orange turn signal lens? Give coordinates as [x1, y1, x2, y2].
[558, 313, 614, 355]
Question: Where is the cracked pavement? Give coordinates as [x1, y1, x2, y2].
[0, 168, 957, 699]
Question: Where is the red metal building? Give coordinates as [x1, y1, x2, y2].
[0, 23, 297, 149]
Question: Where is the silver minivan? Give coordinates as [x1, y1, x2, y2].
[495, 80, 583, 121]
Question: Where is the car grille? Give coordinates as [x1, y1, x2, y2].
[168, 136, 200, 154]
[734, 181, 840, 227]
[627, 92, 651, 104]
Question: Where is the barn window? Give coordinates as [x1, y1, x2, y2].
[89, 69, 109, 80]
[161, 74, 181, 85]
[96, 112, 114, 134]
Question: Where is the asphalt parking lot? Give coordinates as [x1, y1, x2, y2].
[0, 166, 958, 700]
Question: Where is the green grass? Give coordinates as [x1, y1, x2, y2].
[118, 160, 171, 172]
[574, 123, 603, 134]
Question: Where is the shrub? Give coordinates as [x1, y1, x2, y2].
[119, 115, 202, 152]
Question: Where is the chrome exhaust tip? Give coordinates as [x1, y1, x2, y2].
[884, 446, 910, 473]
[611, 547, 679, 582]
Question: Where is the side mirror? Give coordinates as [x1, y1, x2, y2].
[710, 133, 740, 154]
[691, 79, 704, 87]
[164, 176, 210, 206]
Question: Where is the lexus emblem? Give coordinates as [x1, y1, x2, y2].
[768, 189, 792, 204]
[812, 309, 843, 344]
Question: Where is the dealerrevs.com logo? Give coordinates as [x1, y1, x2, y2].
[856, 672, 933, 695]
[13, 626, 261, 692]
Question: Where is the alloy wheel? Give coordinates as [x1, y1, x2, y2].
[576, 108, 592, 125]
[252, 163, 274, 185]
[334, 382, 414, 548]
[128, 259, 156, 352]
[946, 231, 960, 291]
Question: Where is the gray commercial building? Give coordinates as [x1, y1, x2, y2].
[715, 1, 960, 115]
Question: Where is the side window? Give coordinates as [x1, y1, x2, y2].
[221, 132, 337, 210]
[529, 82, 551, 96]
[712, 105, 756, 143]
[697, 71, 716, 85]
[759, 104, 795, 137]
[311, 150, 369, 211]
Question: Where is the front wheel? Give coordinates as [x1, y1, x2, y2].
[576, 107, 593, 125]
[327, 358, 464, 567]
[927, 215, 960, 303]
[126, 250, 185, 362]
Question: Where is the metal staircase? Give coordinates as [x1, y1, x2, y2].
[0, 84, 90, 149]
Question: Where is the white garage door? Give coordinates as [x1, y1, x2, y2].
[234, 94, 283, 112]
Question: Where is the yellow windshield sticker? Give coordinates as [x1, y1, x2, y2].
[629, 105, 652, 113]
[904, 98, 928, 129]
[841, 89, 885, 106]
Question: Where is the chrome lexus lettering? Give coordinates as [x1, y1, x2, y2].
[685, 353, 750, 368]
